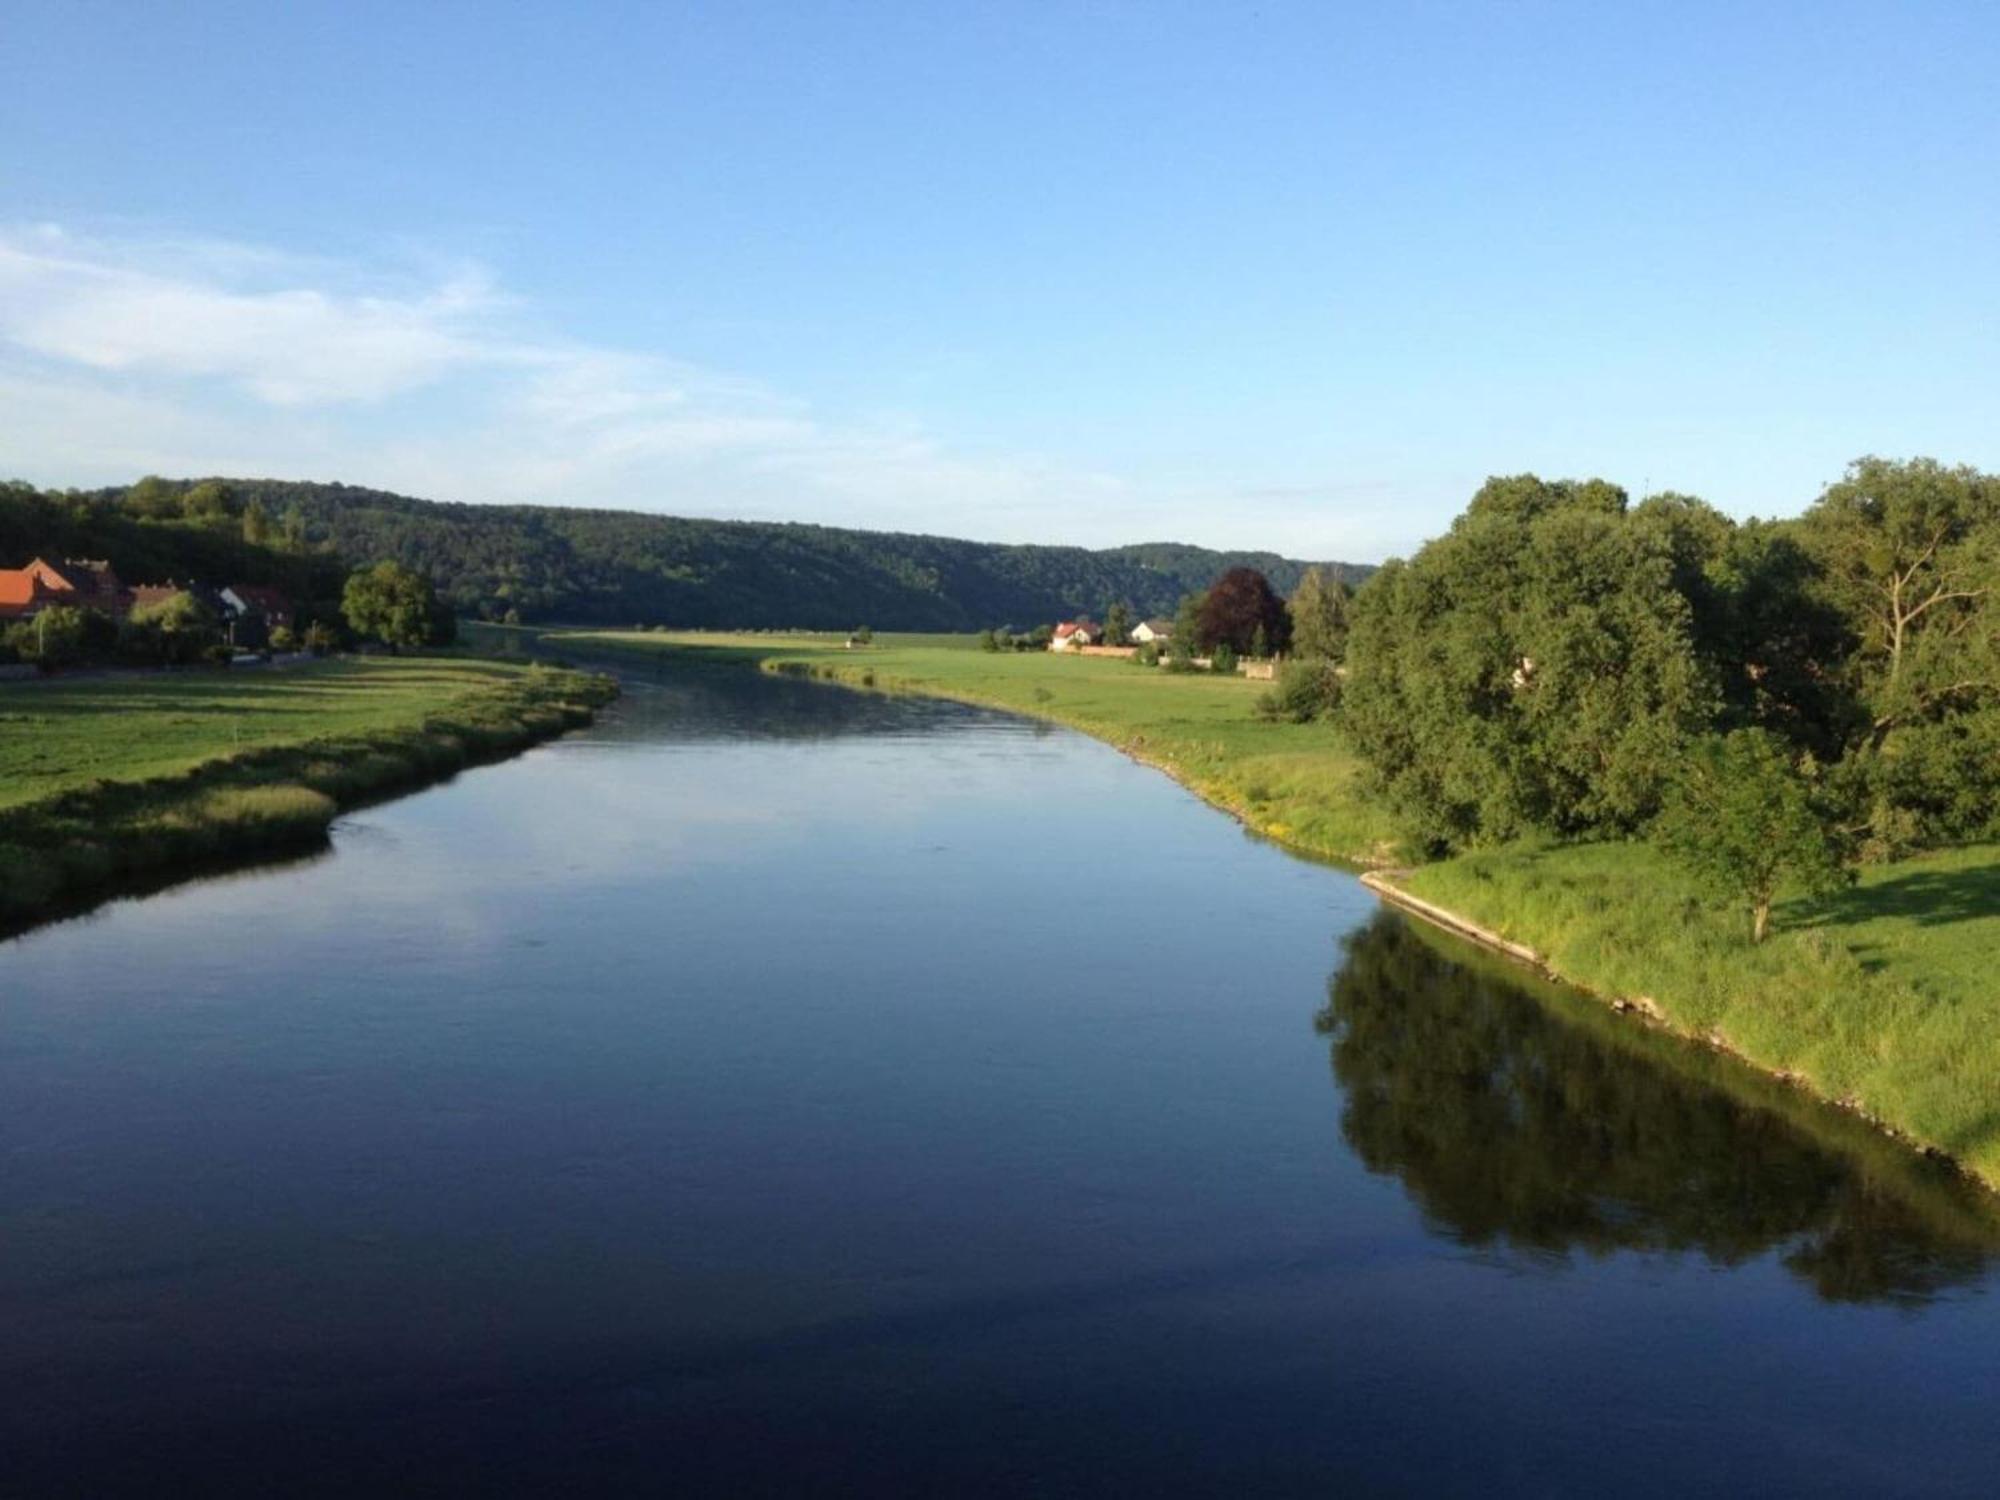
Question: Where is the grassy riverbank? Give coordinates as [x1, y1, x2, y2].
[557, 629, 2000, 1188]
[1397, 840, 2000, 1182]
[0, 657, 616, 932]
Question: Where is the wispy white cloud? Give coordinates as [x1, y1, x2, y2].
[0, 222, 1142, 536]
[0, 223, 1396, 556]
[0, 224, 499, 404]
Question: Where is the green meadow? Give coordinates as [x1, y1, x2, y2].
[0, 656, 615, 930]
[558, 628, 2000, 1188]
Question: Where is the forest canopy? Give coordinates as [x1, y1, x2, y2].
[33, 476, 1370, 632]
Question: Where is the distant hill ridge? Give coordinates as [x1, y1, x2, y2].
[106, 478, 1372, 631]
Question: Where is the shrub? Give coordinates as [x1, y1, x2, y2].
[1211, 643, 1238, 675]
[1257, 659, 1343, 722]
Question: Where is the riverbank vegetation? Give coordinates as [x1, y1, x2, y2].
[0, 657, 615, 932]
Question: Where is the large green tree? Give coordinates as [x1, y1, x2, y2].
[342, 561, 454, 651]
[1287, 566, 1352, 661]
[1802, 457, 1997, 702]
[1798, 457, 1999, 848]
[1342, 476, 1720, 850]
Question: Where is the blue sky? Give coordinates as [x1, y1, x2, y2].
[3, 1, 1995, 560]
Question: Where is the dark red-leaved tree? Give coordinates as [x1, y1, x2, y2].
[1198, 567, 1291, 655]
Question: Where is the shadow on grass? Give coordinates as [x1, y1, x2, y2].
[1796, 861, 2000, 931]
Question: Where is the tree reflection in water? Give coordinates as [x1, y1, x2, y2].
[1317, 912, 2000, 1305]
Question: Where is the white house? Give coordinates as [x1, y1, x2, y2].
[1049, 620, 1103, 651]
[1129, 618, 1174, 644]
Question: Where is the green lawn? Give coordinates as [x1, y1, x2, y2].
[558, 628, 2000, 1189]
[0, 655, 614, 930]
[0, 658, 559, 810]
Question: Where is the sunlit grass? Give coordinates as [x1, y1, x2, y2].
[0, 657, 552, 810]
[0, 657, 616, 931]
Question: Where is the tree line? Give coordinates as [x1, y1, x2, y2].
[1265, 457, 1993, 941]
[73, 476, 1370, 631]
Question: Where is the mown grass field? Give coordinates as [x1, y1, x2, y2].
[0, 658, 574, 810]
[559, 629, 2000, 1188]
[0, 656, 615, 931]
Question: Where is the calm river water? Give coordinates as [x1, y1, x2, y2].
[5, 662, 2000, 1495]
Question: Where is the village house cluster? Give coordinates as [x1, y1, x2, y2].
[0, 556, 294, 647]
[1047, 616, 1173, 652]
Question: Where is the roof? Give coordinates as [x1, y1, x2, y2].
[50, 559, 121, 594]
[0, 557, 134, 618]
[129, 585, 183, 612]
[227, 584, 292, 614]
[0, 570, 44, 617]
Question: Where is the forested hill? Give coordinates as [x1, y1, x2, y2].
[89, 478, 1371, 629]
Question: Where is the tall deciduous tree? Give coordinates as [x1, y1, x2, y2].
[1287, 566, 1352, 661]
[342, 561, 453, 651]
[1343, 476, 1718, 851]
[1102, 600, 1132, 646]
[1170, 591, 1204, 658]
[1197, 568, 1289, 656]
[1652, 729, 1849, 943]
[1797, 458, 1999, 849]
[180, 480, 232, 523]
[242, 498, 274, 547]
[1800, 456, 1997, 730]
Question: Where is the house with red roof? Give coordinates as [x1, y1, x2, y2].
[0, 558, 133, 621]
[1048, 619, 1103, 652]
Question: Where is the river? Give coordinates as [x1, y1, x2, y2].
[4, 662, 1999, 1495]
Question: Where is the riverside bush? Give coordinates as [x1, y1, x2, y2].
[1258, 659, 1343, 723]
